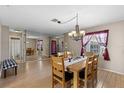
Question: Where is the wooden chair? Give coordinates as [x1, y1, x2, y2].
[92, 54, 99, 87]
[79, 56, 94, 88]
[51, 56, 73, 88]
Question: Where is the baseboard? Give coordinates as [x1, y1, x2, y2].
[98, 67, 124, 75]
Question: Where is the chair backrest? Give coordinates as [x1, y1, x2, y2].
[57, 52, 64, 57]
[51, 56, 65, 84]
[63, 51, 68, 58]
[84, 52, 94, 57]
[85, 56, 94, 80]
[93, 54, 99, 71]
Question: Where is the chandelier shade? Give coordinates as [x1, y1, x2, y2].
[68, 14, 85, 41]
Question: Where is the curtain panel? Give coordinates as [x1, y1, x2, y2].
[80, 34, 93, 56]
[81, 30, 110, 61]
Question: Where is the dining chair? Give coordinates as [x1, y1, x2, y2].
[51, 56, 73, 88]
[92, 54, 99, 87]
[79, 56, 94, 88]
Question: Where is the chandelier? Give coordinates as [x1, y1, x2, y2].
[68, 13, 85, 41]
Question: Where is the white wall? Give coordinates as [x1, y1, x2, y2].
[65, 21, 124, 74]
[0, 25, 9, 62]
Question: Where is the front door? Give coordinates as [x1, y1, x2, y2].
[51, 40, 57, 54]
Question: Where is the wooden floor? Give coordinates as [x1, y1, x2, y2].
[0, 58, 124, 88]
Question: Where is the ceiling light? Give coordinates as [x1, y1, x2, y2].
[68, 13, 85, 41]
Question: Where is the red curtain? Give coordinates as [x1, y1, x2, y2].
[102, 30, 110, 61]
[81, 30, 110, 61]
[80, 38, 84, 56]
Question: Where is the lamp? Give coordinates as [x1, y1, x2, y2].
[68, 13, 85, 41]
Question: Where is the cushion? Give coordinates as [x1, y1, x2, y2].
[65, 71, 73, 81]
[2, 58, 17, 70]
[54, 71, 73, 82]
[79, 68, 85, 79]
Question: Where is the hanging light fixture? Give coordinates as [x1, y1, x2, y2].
[68, 13, 85, 41]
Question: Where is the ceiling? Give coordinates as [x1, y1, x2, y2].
[0, 5, 124, 36]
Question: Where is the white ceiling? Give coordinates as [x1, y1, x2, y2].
[0, 5, 124, 36]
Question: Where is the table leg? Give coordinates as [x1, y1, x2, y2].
[73, 71, 79, 88]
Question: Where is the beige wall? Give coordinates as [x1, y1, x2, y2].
[9, 31, 22, 37]
[64, 33, 82, 57]
[26, 38, 37, 55]
[0, 25, 9, 62]
[26, 38, 36, 49]
[65, 21, 124, 74]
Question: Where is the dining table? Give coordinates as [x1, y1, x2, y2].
[64, 56, 87, 88]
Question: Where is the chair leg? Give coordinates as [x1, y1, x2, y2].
[84, 80, 87, 88]
[62, 84, 65, 88]
[96, 72, 97, 83]
[4, 70, 6, 78]
[92, 77, 94, 88]
[66, 80, 72, 88]
[92, 73, 95, 88]
[15, 66, 17, 75]
[95, 72, 97, 86]
[52, 78, 54, 88]
[52, 81, 54, 88]
[92, 72, 97, 87]
[62, 82, 65, 88]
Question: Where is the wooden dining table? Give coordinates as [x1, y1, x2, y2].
[64, 57, 86, 88]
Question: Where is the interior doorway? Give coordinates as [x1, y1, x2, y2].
[26, 38, 43, 62]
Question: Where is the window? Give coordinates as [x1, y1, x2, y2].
[85, 35, 104, 55]
[90, 41, 100, 54]
[81, 30, 110, 61]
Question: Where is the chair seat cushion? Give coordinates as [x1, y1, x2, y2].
[79, 68, 85, 79]
[2, 58, 17, 70]
[65, 71, 73, 81]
